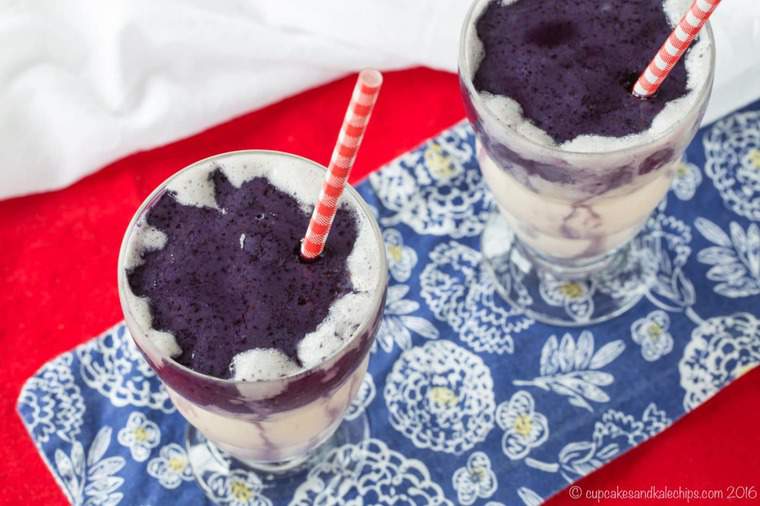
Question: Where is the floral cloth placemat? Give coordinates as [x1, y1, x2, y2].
[17, 98, 760, 505]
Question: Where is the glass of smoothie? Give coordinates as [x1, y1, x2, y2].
[117, 150, 387, 495]
[459, 0, 715, 325]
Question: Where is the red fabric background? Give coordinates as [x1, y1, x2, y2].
[0, 68, 758, 505]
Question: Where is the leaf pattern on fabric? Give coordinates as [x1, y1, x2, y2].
[375, 284, 439, 353]
[642, 208, 695, 312]
[695, 218, 760, 298]
[515, 332, 625, 411]
[55, 427, 125, 506]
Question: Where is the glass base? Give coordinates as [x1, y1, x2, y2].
[185, 413, 370, 505]
[481, 213, 655, 326]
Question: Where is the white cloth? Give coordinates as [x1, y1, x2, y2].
[1, 0, 758, 200]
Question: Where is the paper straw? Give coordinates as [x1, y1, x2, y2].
[300, 69, 383, 260]
[633, 0, 720, 98]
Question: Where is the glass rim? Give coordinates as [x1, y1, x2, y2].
[457, 0, 717, 158]
[117, 149, 388, 387]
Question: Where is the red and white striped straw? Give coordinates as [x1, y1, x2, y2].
[633, 0, 719, 97]
[300, 69, 383, 260]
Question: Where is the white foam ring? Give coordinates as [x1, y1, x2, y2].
[126, 152, 381, 381]
[466, 0, 711, 154]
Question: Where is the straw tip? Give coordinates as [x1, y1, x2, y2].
[359, 69, 383, 88]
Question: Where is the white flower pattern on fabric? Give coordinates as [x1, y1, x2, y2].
[554, 403, 671, 482]
[539, 277, 595, 323]
[207, 469, 272, 506]
[384, 340, 496, 454]
[384, 228, 418, 282]
[496, 391, 549, 460]
[695, 218, 760, 298]
[369, 122, 494, 238]
[641, 208, 696, 312]
[77, 324, 175, 413]
[117, 412, 160, 462]
[452, 452, 497, 505]
[420, 240, 533, 354]
[345, 373, 375, 421]
[290, 438, 451, 505]
[375, 284, 439, 353]
[147, 443, 194, 490]
[703, 110, 760, 221]
[514, 332, 625, 411]
[630, 311, 674, 361]
[670, 160, 702, 200]
[679, 312, 760, 410]
[54, 426, 125, 506]
[18, 354, 85, 445]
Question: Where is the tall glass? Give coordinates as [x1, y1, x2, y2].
[117, 151, 387, 497]
[458, 0, 715, 325]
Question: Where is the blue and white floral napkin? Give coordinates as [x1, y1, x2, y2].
[18, 98, 760, 505]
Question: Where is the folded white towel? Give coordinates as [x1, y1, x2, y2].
[1, 0, 757, 200]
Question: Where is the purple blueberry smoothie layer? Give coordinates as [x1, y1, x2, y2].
[473, 0, 690, 143]
[127, 168, 358, 379]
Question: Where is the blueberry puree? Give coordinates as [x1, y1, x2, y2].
[473, 0, 690, 143]
[127, 169, 358, 379]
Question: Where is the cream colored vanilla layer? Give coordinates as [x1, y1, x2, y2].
[478, 144, 673, 259]
[168, 357, 369, 462]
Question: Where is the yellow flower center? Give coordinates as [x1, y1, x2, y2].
[428, 386, 458, 406]
[230, 480, 252, 502]
[559, 282, 584, 299]
[747, 149, 760, 169]
[647, 323, 663, 341]
[387, 244, 403, 263]
[675, 162, 689, 177]
[168, 456, 186, 473]
[514, 414, 533, 437]
[425, 144, 457, 180]
[471, 467, 486, 480]
[133, 427, 148, 443]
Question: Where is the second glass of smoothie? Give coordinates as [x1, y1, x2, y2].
[459, 0, 715, 324]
